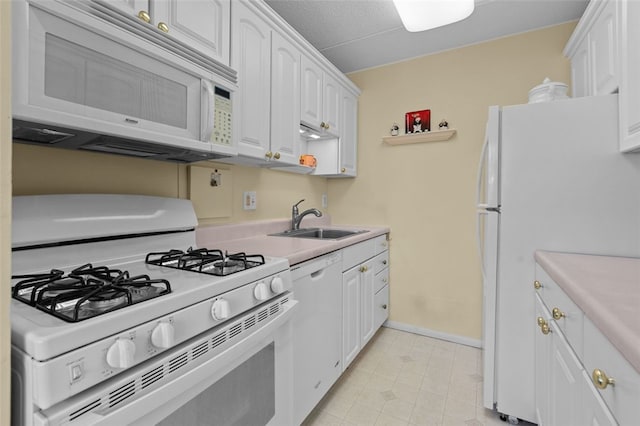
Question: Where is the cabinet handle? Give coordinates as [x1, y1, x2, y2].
[592, 369, 615, 390]
[382, 278, 388, 283]
[537, 316, 546, 327]
[274, 152, 281, 160]
[382, 260, 387, 265]
[157, 22, 169, 33]
[382, 304, 387, 309]
[540, 323, 551, 335]
[552, 307, 565, 320]
[320, 121, 326, 129]
[534, 280, 542, 290]
[359, 266, 368, 273]
[137, 10, 151, 23]
[341, 167, 346, 173]
[265, 151, 273, 159]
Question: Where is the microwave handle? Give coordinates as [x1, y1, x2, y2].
[201, 80, 215, 142]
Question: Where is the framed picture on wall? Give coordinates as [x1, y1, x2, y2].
[405, 109, 431, 133]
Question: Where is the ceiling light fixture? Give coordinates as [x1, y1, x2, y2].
[393, 0, 475, 32]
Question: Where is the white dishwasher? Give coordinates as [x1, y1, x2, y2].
[291, 251, 343, 425]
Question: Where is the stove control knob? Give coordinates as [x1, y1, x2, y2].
[106, 338, 136, 369]
[151, 322, 175, 349]
[270, 276, 285, 294]
[211, 298, 231, 321]
[254, 281, 269, 301]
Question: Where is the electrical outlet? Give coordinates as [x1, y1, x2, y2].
[322, 194, 328, 208]
[243, 191, 257, 210]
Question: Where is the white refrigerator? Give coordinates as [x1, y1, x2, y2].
[476, 94, 640, 423]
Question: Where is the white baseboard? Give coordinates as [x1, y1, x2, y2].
[383, 320, 482, 349]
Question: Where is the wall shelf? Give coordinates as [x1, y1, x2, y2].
[382, 129, 456, 145]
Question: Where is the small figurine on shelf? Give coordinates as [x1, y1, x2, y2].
[390, 123, 400, 136]
[438, 119, 449, 130]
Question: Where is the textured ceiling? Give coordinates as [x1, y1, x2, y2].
[264, 0, 589, 74]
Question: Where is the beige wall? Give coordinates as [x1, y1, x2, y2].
[1, 2, 11, 423]
[13, 144, 328, 224]
[328, 23, 576, 341]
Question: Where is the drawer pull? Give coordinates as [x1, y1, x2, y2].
[382, 304, 387, 309]
[382, 260, 387, 265]
[157, 22, 169, 33]
[534, 280, 542, 290]
[552, 307, 565, 320]
[540, 323, 551, 335]
[359, 266, 368, 273]
[137, 10, 151, 23]
[592, 369, 615, 390]
[537, 316, 547, 327]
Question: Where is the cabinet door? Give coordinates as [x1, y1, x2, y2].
[548, 322, 583, 426]
[270, 32, 301, 165]
[322, 72, 341, 136]
[534, 296, 551, 426]
[339, 90, 358, 176]
[231, 2, 271, 158]
[590, 0, 618, 95]
[571, 38, 590, 97]
[580, 371, 618, 426]
[104, 0, 150, 18]
[619, 0, 640, 151]
[152, 0, 231, 66]
[342, 267, 361, 370]
[360, 260, 376, 347]
[301, 56, 323, 129]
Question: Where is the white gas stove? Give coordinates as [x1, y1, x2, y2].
[11, 194, 296, 426]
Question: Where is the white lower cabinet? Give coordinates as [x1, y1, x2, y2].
[534, 263, 634, 426]
[342, 235, 389, 370]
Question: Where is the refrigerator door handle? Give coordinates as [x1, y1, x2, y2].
[476, 125, 490, 209]
[476, 210, 488, 281]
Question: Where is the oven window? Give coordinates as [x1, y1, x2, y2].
[157, 343, 275, 426]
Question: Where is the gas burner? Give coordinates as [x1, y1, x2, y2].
[11, 264, 171, 322]
[146, 248, 266, 276]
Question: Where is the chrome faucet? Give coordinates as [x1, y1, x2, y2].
[291, 199, 322, 230]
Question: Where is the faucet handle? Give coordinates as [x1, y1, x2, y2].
[294, 199, 305, 208]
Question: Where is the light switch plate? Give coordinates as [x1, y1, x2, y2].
[243, 191, 257, 210]
[322, 194, 328, 208]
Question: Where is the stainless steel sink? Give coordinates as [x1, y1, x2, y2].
[269, 228, 367, 240]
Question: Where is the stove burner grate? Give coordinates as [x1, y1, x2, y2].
[145, 248, 265, 276]
[11, 263, 171, 322]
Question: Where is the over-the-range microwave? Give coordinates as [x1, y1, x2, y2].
[12, 0, 237, 163]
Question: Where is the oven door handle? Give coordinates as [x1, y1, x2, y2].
[58, 299, 298, 426]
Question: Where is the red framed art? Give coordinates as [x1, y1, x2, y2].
[405, 109, 431, 133]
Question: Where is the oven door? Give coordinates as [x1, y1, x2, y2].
[35, 297, 297, 426]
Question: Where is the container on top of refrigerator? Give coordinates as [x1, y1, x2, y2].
[528, 77, 569, 103]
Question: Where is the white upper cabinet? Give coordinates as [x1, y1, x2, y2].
[301, 56, 341, 136]
[231, 1, 271, 159]
[339, 90, 358, 176]
[101, 0, 231, 66]
[619, 0, 640, 152]
[564, 0, 619, 97]
[270, 31, 302, 165]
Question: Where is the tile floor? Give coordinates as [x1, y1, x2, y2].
[302, 327, 519, 426]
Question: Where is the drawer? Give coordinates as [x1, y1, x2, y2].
[374, 268, 389, 294]
[373, 251, 389, 275]
[342, 238, 376, 271]
[583, 316, 640, 426]
[374, 285, 389, 330]
[374, 234, 389, 255]
[535, 264, 584, 358]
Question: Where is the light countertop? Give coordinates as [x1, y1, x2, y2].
[196, 217, 390, 266]
[535, 250, 640, 373]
